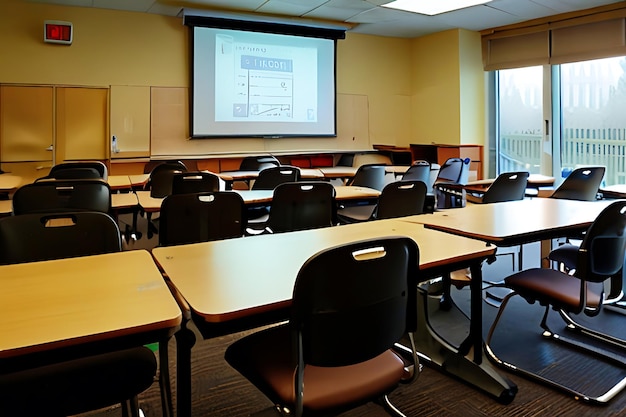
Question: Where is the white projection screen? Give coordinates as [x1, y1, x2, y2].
[185, 13, 345, 138]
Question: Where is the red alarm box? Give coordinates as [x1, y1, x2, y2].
[44, 20, 73, 45]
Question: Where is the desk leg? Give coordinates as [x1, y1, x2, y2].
[413, 263, 517, 404]
[175, 320, 196, 417]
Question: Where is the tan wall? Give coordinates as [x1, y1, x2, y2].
[1, 0, 485, 158]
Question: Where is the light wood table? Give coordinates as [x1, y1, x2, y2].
[0, 174, 23, 193]
[403, 198, 618, 267]
[0, 250, 182, 366]
[107, 175, 133, 191]
[318, 165, 408, 180]
[153, 219, 516, 415]
[404, 198, 615, 247]
[0, 200, 12, 216]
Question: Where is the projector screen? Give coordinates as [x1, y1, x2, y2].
[190, 24, 338, 138]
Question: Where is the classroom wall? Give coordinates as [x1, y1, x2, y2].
[0, 0, 485, 158]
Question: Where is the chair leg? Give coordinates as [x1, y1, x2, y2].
[558, 309, 626, 350]
[485, 291, 626, 404]
[379, 394, 409, 417]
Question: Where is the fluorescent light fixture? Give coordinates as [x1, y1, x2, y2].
[381, 0, 492, 16]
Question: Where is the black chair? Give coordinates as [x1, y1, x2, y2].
[239, 155, 280, 171]
[47, 161, 108, 180]
[402, 161, 432, 192]
[336, 164, 388, 224]
[12, 179, 111, 215]
[485, 200, 626, 404]
[171, 171, 220, 195]
[466, 171, 529, 204]
[547, 166, 607, 271]
[159, 191, 246, 246]
[347, 163, 387, 191]
[247, 166, 302, 226]
[375, 180, 428, 220]
[147, 162, 188, 198]
[251, 165, 301, 190]
[143, 160, 187, 175]
[0, 211, 121, 264]
[337, 180, 427, 223]
[434, 157, 470, 185]
[225, 237, 420, 417]
[250, 181, 336, 234]
[550, 166, 605, 201]
[0, 211, 157, 416]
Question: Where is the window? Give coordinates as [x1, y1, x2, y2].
[495, 56, 626, 186]
[560, 57, 626, 186]
[497, 66, 543, 175]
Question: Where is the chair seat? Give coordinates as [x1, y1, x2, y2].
[505, 268, 603, 311]
[226, 324, 407, 413]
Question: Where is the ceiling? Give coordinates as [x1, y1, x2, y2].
[27, 0, 625, 38]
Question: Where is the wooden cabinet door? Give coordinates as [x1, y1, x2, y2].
[55, 87, 108, 163]
[1, 85, 54, 163]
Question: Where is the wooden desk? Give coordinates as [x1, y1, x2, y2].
[405, 199, 615, 247]
[0, 200, 11, 216]
[219, 168, 324, 182]
[107, 175, 133, 191]
[463, 174, 555, 193]
[137, 186, 382, 212]
[233, 186, 381, 206]
[128, 174, 150, 189]
[403, 198, 618, 268]
[0, 250, 181, 368]
[152, 220, 515, 415]
[0, 174, 22, 193]
[601, 184, 626, 199]
[318, 166, 408, 179]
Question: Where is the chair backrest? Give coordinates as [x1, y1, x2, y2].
[375, 180, 427, 220]
[48, 161, 108, 180]
[575, 201, 626, 314]
[252, 166, 301, 190]
[551, 166, 605, 201]
[435, 157, 470, 185]
[143, 160, 187, 174]
[239, 155, 280, 171]
[148, 162, 188, 198]
[481, 171, 529, 204]
[348, 164, 387, 191]
[402, 161, 431, 191]
[159, 191, 246, 246]
[171, 171, 220, 195]
[291, 237, 418, 367]
[267, 182, 336, 233]
[12, 179, 111, 215]
[0, 211, 121, 264]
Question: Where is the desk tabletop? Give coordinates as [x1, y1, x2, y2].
[318, 166, 408, 178]
[220, 168, 324, 181]
[0, 250, 182, 358]
[404, 198, 617, 245]
[0, 200, 11, 216]
[111, 192, 139, 209]
[0, 174, 23, 192]
[152, 219, 495, 323]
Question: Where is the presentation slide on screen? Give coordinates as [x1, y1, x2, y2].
[192, 26, 336, 137]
